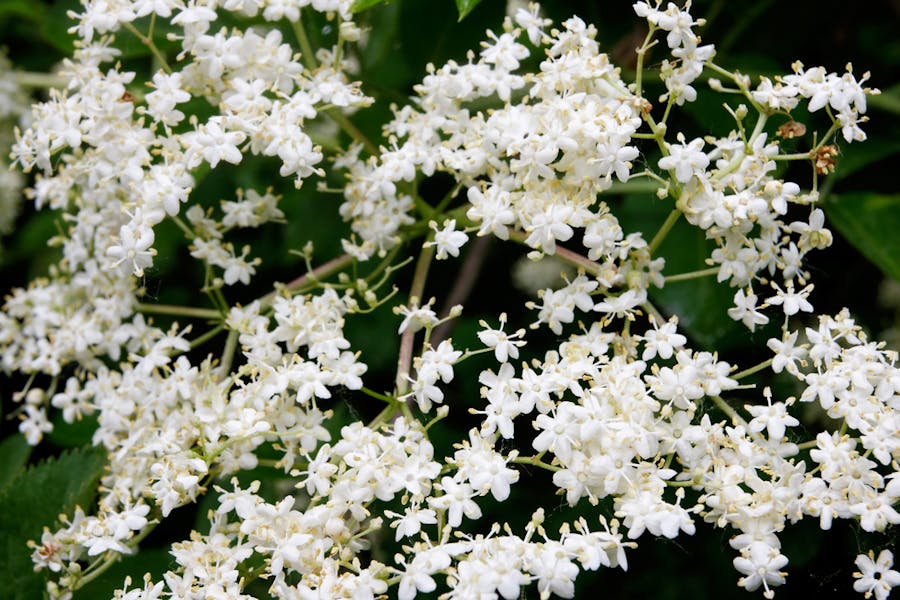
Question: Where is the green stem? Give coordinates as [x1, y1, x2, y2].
[643, 300, 665, 325]
[813, 119, 841, 152]
[664, 267, 719, 283]
[705, 62, 766, 114]
[660, 95, 676, 126]
[411, 190, 436, 220]
[292, 15, 319, 71]
[648, 208, 682, 256]
[710, 394, 748, 428]
[258, 253, 355, 311]
[218, 329, 239, 378]
[325, 108, 379, 156]
[171, 215, 195, 239]
[121, 21, 171, 73]
[633, 26, 658, 98]
[511, 455, 559, 472]
[605, 179, 662, 194]
[135, 303, 221, 320]
[189, 323, 226, 350]
[368, 400, 402, 429]
[360, 386, 395, 403]
[732, 358, 773, 380]
[395, 240, 436, 396]
[506, 229, 600, 276]
[748, 111, 769, 142]
[12, 72, 69, 89]
[796, 439, 819, 451]
[772, 151, 815, 162]
[292, 11, 379, 157]
[433, 182, 463, 215]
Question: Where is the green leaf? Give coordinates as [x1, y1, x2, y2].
[39, 0, 81, 54]
[616, 195, 746, 351]
[0, 434, 31, 494]
[0, 445, 107, 600]
[0, 0, 40, 20]
[832, 137, 900, 182]
[351, 0, 390, 11]
[825, 192, 900, 281]
[869, 83, 900, 116]
[48, 412, 100, 449]
[344, 300, 399, 373]
[455, 0, 483, 21]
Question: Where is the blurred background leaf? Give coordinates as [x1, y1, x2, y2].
[455, 0, 483, 21]
[825, 192, 900, 281]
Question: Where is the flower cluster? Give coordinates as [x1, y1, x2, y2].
[0, 1, 895, 599]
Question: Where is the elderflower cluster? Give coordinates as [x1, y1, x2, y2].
[0, 1, 895, 599]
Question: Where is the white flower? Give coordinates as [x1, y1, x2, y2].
[455, 430, 519, 501]
[745, 389, 799, 441]
[386, 506, 437, 541]
[106, 219, 157, 277]
[854, 550, 900, 600]
[789, 208, 832, 252]
[733, 541, 789, 599]
[767, 282, 814, 316]
[640, 317, 686, 360]
[395, 299, 439, 334]
[655, 3, 703, 49]
[19, 404, 53, 445]
[593, 288, 647, 321]
[184, 116, 246, 169]
[397, 547, 452, 600]
[478, 313, 525, 363]
[427, 219, 469, 259]
[480, 31, 529, 71]
[658, 135, 709, 183]
[144, 71, 190, 126]
[767, 331, 807, 375]
[429, 476, 482, 527]
[513, 2, 551, 46]
[728, 287, 769, 331]
[466, 185, 515, 240]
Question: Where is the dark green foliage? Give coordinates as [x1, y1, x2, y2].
[826, 193, 900, 282]
[0, 434, 32, 494]
[0, 446, 107, 600]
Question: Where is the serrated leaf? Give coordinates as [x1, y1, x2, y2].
[825, 192, 900, 281]
[0, 446, 107, 600]
[0, 434, 31, 493]
[455, 0, 483, 21]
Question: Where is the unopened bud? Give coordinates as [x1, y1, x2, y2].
[339, 21, 361, 42]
